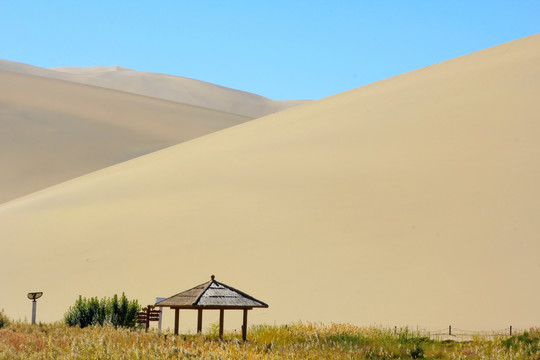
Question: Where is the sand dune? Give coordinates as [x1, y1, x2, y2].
[0, 60, 307, 203]
[0, 60, 308, 118]
[0, 70, 251, 203]
[1, 33, 539, 332]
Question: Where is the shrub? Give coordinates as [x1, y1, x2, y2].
[501, 330, 540, 357]
[0, 309, 9, 328]
[109, 293, 139, 328]
[64, 293, 140, 329]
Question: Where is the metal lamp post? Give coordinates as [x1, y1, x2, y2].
[27, 292, 43, 324]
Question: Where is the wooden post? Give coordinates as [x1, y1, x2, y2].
[174, 309, 180, 335]
[197, 309, 203, 333]
[144, 307, 150, 332]
[219, 309, 224, 340]
[510, 325, 512, 336]
[449, 325, 451, 336]
[242, 309, 248, 341]
[136, 306, 161, 332]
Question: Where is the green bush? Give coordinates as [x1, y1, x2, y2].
[0, 309, 9, 328]
[64, 293, 140, 329]
[501, 331, 540, 356]
[109, 293, 139, 328]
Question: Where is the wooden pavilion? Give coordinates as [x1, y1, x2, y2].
[155, 275, 268, 340]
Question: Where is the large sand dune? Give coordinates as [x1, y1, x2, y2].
[0, 60, 308, 118]
[0, 70, 253, 203]
[1, 33, 539, 332]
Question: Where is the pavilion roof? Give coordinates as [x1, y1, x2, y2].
[155, 276, 268, 309]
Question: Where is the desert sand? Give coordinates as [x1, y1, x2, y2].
[0, 33, 539, 333]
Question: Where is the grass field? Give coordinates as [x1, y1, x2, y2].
[0, 319, 538, 359]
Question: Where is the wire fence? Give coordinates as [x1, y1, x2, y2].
[393, 325, 529, 341]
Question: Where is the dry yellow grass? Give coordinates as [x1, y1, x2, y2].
[1, 321, 538, 359]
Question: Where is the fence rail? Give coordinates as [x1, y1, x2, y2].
[393, 325, 528, 340]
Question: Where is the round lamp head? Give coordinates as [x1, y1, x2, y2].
[27, 292, 43, 301]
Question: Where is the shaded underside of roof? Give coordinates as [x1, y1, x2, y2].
[155, 278, 268, 309]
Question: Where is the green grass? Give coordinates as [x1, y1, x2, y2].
[0, 320, 538, 359]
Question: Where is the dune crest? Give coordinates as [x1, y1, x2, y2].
[1, 33, 539, 332]
[52, 65, 132, 73]
[0, 59, 309, 117]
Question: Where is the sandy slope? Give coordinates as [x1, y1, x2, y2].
[1, 33, 539, 332]
[0, 60, 308, 118]
[0, 70, 250, 203]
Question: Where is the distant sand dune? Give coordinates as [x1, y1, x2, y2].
[0, 60, 307, 203]
[0, 70, 251, 203]
[0, 33, 538, 332]
[0, 60, 308, 118]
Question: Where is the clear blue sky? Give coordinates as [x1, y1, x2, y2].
[1, 1, 538, 100]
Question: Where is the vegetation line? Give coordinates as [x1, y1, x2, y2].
[0, 315, 538, 359]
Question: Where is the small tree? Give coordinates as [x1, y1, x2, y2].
[109, 294, 119, 327]
[108, 293, 139, 328]
[64, 296, 93, 328]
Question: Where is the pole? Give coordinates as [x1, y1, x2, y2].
[158, 310, 162, 335]
[449, 325, 451, 336]
[156, 297, 165, 335]
[219, 309, 224, 340]
[242, 309, 248, 341]
[197, 309, 203, 334]
[27, 292, 43, 325]
[31, 300, 37, 325]
[510, 325, 512, 336]
[174, 309, 180, 335]
[145, 307, 150, 332]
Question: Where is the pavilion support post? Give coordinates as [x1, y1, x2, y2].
[197, 309, 203, 334]
[242, 309, 248, 341]
[219, 309, 224, 340]
[174, 309, 180, 335]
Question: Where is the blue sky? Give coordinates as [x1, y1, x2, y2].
[1, 1, 538, 100]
